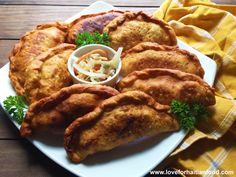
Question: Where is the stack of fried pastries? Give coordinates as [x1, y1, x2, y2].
[7, 10, 216, 163]
[9, 22, 68, 96]
[20, 84, 119, 137]
[64, 91, 179, 162]
[118, 68, 215, 106]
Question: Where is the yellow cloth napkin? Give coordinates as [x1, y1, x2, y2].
[153, 0, 236, 175]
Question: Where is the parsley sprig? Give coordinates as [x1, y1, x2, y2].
[3, 96, 27, 124]
[75, 31, 110, 48]
[170, 100, 208, 131]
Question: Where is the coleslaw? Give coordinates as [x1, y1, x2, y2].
[73, 48, 122, 82]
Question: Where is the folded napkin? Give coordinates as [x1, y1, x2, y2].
[153, 0, 236, 175]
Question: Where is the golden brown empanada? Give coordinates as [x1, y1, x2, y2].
[9, 23, 68, 95]
[24, 43, 76, 103]
[20, 84, 119, 137]
[103, 11, 177, 51]
[121, 42, 204, 77]
[118, 68, 215, 106]
[64, 91, 179, 163]
[67, 10, 124, 43]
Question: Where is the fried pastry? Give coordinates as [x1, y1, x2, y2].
[118, 68, 215, 106]
[64, 91, 179, 163]
[103, 11, 177, 51]
[20, 84, 119, 137]
[67, 10, 124, 43]
[24, 43, 76, 103]
[9, 22, 68, 95]
[121, 42, 204, 77]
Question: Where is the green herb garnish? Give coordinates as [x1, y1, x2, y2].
[3, 96, 27, 124]
[170, 100, 208, 131]
[103, 64, 110, 70]
[75, 31, 110, 48]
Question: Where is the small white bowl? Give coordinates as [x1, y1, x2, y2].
[67, 44, 122, 86]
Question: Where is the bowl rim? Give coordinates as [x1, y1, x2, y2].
[67, 44, 122, 85]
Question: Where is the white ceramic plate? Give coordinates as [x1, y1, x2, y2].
[0, 1, 217, 177]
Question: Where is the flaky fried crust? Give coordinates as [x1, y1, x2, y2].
[64, 91, 179, 163]
[20, 84, 119, 137]
[9, 23, 67, 64]
[67, 10, 124, 43]
[9, 22, 68, 95]
[121, 42, 204, 77]
[117, 68, 215, 106]
[103, 11, 177, 50]
[29, 43, 76, 63]
[24, 43, 76, 103]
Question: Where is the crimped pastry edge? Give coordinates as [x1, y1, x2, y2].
[9, 22, 68, 62]
[67, 10, 125, 43]
[20, 84, 120, 137]
[64, 90, 172, 162]
[103, 11, 177, 46]
[9, 22, 68, 95]
[31, 43, 76, 63]
[121, 42, 205, 78]
[24, 43, 76, 103]
[117, 68, 214, 94]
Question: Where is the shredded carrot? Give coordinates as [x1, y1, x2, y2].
[76, 49, 108, 64]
